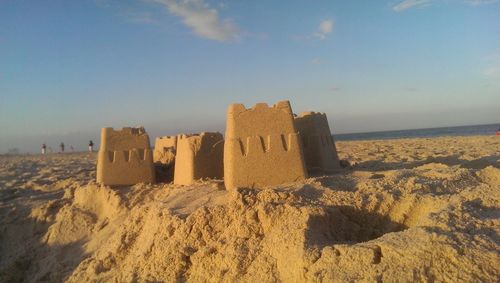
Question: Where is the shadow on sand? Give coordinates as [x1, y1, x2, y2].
[0, 188, 88, 282]
[305, 206, 407, 248]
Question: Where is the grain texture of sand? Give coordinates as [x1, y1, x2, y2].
[0, 136, 499, 282]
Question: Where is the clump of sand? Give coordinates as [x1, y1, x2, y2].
[0, 136, 499, 282]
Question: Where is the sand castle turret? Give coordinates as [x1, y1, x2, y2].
[153, 135, 178, 182]
[96, 127, 155, 186]
[224, 101, 307, 190]
[294, 112, 341, 172]
[154, 136, 177, 165]
[173, 132, 224, 185]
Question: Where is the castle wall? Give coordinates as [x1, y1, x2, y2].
[294, 112, 341, 172]
[173, 132, 224, 185]
[96, 127, 155, 186]
[224, 101, 307, 190]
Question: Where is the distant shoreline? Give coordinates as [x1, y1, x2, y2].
[2, 123, 499, 155]
[2, 133, 499, 156]
[335, 123, 500, 141]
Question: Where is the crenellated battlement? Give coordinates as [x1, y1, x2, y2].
[226, 100, 297, 139]
[97, 127, 155, 186]
[100, 127, 150, 151]
[227, 100, 293, 116]
[156, 135, 176, 139]
[154, 136, 177, 148]
[224, 100, 307, 190]
[295, 112, 330, 129]
[177, 132, 220, 142]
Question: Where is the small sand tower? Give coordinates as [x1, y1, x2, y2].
[173, 132, 224, 185]
[294, 112, 341, 173]
[154, 135, 178, 165]
[153, 135, 178, 182]
[96, 127, 155, 186]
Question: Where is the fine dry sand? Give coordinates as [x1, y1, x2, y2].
[0, 136, 499, 282]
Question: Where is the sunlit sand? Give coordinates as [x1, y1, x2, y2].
[1, 136, 498, 281]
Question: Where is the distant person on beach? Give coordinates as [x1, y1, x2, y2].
[41, 143, 46, 155]
[89, 140, 94, 152]
[70, 145, 74, 152]
[60, 142, 65, 153]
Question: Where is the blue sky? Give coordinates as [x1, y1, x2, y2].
[1, 0, 499, 152]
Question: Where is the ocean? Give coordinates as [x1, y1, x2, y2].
[334, 123, 500, 141]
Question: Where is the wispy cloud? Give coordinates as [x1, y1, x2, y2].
[314, 19, 334, 39]
[392, 0, 432, 12]
[465, 0, 499, 6]
[152, 0, 239, 42]
[392, 0, 498, 11]
[292, 19, 334, 41]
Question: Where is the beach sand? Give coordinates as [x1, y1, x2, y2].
[0, 136, 499, 282]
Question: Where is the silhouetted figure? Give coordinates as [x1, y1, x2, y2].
[41, 143, 47, 155]
[89, 140, 94, 152]
[70, 145, 74, 152]
[60, 142, 65, 153]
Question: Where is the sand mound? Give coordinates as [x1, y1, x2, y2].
[0, 136, 499, 282]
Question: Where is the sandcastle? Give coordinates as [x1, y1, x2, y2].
[173, 132, 224, 185]
[96, 127, 155, 186]
[223, 101, 308, 190]
[96, 101, 342, 188]
[153, 136, 177, 165]
[294, 112, 341, 172]
[153, 136, 178, 182]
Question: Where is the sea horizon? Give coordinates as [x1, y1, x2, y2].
[335, 123, 500, 141]
[3, 122, 499, 155]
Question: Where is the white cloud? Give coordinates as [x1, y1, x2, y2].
[153, 0, 239, 42]
[314, 19, 334, 39]
[465, 0, 499, 5]
[392, 0, 498, 11]
[392, 0, 432, 12]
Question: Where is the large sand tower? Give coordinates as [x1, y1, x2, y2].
[224, 101, 307, 190]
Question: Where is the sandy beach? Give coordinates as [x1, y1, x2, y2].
[0, 135, 499, 282]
